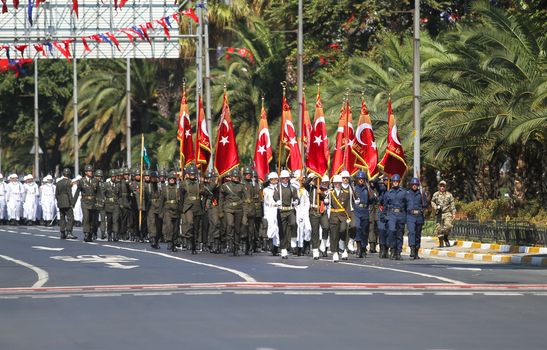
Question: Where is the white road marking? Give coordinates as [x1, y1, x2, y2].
[333, 291, 374, 296]
[34, 234, 46, 237]
[482, 292, 523, 296]
[233, 291, 273, 295]
[132, 292, 174, 296]
[336, 261, 465, 284]
[183, 291, 223, 295]
[384, 292, 424, 296]
[101, 244, 257, 283]
[30, 294, 70, 299]
[282, 291, 323, 295]
[434, 292, 475, 296]
[32, 246, 64, 251]
[50, 254, 139, 270]
[82, 293, 123, 298]
[46, 236, 60, 239]
[0, 254, 49, 288]
[105, 262, 139, 269]
[431, 265, 482, 272]
[268, 262, 309, 269]
[19, 232, 32, 235]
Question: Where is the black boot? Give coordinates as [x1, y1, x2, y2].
[101, 233, 106, 240]
[357, 241, 363, 258]
[272, 245, 279, 256]
[171, 240, 178, 252]
[233, 242, 239, 256]
[83, 232, 92, 242]
[297, 247, 302, 257]
[395, 251, 402, 260]
[113, 232, 119, 242]
[107, 233, 112, 242]
[60, 231, 66, 240]
[444, 235, 451, 247]
[438, 237, 444, 248]
[369, 243, 377, 253]
[389, 248, 396, 260]
[151, 236, 160, 249]
[414, 247, 420, 259]
[409, 246, 415, 258]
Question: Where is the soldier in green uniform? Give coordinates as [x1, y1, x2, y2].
[180, 165, 204, 254]
[304, 174, 330, 260]
[219, 168, 245, 255]
[158, 171, 184, 252]
[130, 168, 146, 242]
[242, 167, 259, 255]
[273, 170, 299, 259]
[145, 170, 161, 248]
[55, 168, 76, 240]
[73, 164, 99, 242]
[251, 170, 266, 252]
[328, 175, 352, 262]
[92, 169, 106, 240]
[367, 178, 379, 253]
[431, 180, 456, 247]
[203, 170, 220, 253]
[103, 169, 120, 242]
[118, 168, 132, 240]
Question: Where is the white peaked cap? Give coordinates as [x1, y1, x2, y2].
[340, 170, 350, 178]
[321, 175, 330, 182]
[268, 172, 279, 180]
[24, 174, 34, 181]
[9, 173, 18, 179]
[332, 175, 343, 183]
[280, 170, 291, 178]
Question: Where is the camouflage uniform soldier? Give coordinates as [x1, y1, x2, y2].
[92, 169, 106, 240]
[219, 168, 244, 256]
[431, 180, 456, 247]
[103, 170, 120, 241]
[181, 165, 204, 254]
[242, 167, 258, 255]
[118, 168, 132, 240]
[158, 171, 184, 252]
[145, 170, 161, 249]
[73, 164, 99, 242]
[203, 170, 221, 253]
[252, 170, 265, 252]
[55, 168, 76, 240]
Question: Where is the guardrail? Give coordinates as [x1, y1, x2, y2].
[450, 220, 547, 246]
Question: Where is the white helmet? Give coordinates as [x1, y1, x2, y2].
[280, 170, 290, 178]
[332, 175, 343, 183]
[43, 175, 53, 182]
[340, 170, 350, 178]
[321, 175, 330, 182]
[267, 172, 279, 180]
[9, 173, 18, 180]
[24, 174, 34, 181]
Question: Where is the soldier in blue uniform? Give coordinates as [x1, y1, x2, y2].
[405, 177, 429, 259]
[384, 173, 406, 260]
[376, 176, 389, 258]
[352, 171, 371, 258]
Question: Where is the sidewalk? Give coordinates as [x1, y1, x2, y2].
[402, 237, 547, 266]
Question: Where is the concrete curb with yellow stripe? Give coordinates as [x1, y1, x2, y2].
[453, 240, 547, 255]
[402, 243, 547, 266]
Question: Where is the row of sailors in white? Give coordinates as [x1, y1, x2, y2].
[0, 173, 84, 224]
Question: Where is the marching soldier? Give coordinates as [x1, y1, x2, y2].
[304, 174, 330, 260]
[242, 167, 259, 255]
[203, 170, 221, 253]
[93, 169, 106, 240]
[384, 174, 406, 260]
[251, 170, 265, 252]
[274, 170, 299, 259]
[353, 171, 371, 258]
[181, 164, 204, 254]
[328, 175, 352, 262]
[103, 170, 120, 242]
[145, 170, 161, 249]
[376, 176, 389, 258]
[431, 180, 456, 247]
[158, 171, 184, 252]
[406, 177, 429, 259]
[118, 168, 132, 240]
[73, 165, 99, 242]
[55, 168, 76, 239]
[219, 168, 244, 256]
[367, 178, 379, 254]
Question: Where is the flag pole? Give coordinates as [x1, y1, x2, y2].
[180, 80, 186, 172]
[139, 133, 144, 233]
[277, 82, 287, 175]
[342, 89, 350, 171]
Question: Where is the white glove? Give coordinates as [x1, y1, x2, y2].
[291, 199, 299, 206]
[275, 200, 282, 207]
[324, 199, 330, 205]
[346, 218, 352, 224]
[354, 198, 361, 205]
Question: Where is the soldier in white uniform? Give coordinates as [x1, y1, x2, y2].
[72, 176, 83, 226]
[40, 175, 57, 226]
[263, 172, 280, 256]
[22, 174, 40, 225]
[6, 174, 23, 225]
[0, 173, 7, 224]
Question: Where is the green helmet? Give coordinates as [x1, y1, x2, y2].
[168, 171, 177, 179]
[94, 169, 103, 177]
[122, 167, 130, 175]
[186, 164, 198, 175]
[243, 166, 253, 175]
[143, 169, 151, 176]
[109, 169, 117, 177]
[231, 168, 240, 178]
[158, 169, 166, 177]
[84, 164, 94, 172]
[150, 170, 158, 178]
[62, 168, 72, 177]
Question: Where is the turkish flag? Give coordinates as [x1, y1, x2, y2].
[214, 92, 240, 176]
[177, 89, 195, 167]
[253, 103, 273, 182]
[281, 96, 302, 171]
[352, 97, 379, 178]
[306, 91, 329, 177]
[195, 95, 211, 172]
[331, 99, 357, 176]
[302, 93, 312, 154]
[378, 99, 407, 176]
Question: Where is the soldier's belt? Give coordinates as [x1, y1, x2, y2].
[310, 204, 319, 209]
[187, 196, 198, 201]
[410, 209, 423, 215]
[331, 208, 346, 213]
[165, 200, 177, 204]
[228, 202, 241, 207]
[151, 199, 159, 202]
[280, 206, 293, 211]
[244, 199, 252, 203]
[357, 204, 368, 208]
[105, 198, 115, 202]
[83, 196, 95, 200]
[390, 208, 402, 213]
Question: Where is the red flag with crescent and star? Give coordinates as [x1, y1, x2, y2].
[177, 89, 195, 168]
[214, 92, 240, 176]
[195, 95, 211, 172]
[352, 97, 379, 178]
[378, 99, 407, 176]
[306, 91, 329, 177]
[330, 99, 357, 176]
[281, 96, 302, 171]
[253, 102, 273, 182]
[302, 93, 312, 154]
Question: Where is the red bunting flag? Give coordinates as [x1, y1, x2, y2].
[12, 0, 18, 9]
[81, 37, 91, 52]
[281, 95, 302, 171]
[14, 44, 28, 57]
[195, 95, 211, 172]
[119, 0, 128, 9]
[378, 99, 407, 176]
[52, 41, 71, 62]
[214, 92, 240, 176]
[72, 0, 78, 18]
[253, 101, 273, 182]
[306, 90, 329, 177]
[182, 8, 199, 23]
[155, 18, 170, 39]
[34, 44, 46, 57]
[352, 97, 379, 178]
[2, 0, 7, 14]
[177, 89, 195, 168]
[105, 32, 120, 50]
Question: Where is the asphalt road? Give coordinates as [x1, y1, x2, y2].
[1, 224, 546, 350]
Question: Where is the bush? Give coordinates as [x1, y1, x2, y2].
[456, 199, 547, 225]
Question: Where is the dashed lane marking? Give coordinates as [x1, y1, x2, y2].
[268, 262, 309, 269]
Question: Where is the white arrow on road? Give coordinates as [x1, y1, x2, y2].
[105, 263, 139, 269]
[269, 262, 309, 269]
[32, 246, 64, 251]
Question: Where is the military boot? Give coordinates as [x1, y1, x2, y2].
[101, 233, 106, 240]
[409, 246, 415, 258]
[369, 243, 377, 253]
[60, 231, 66, 240]
[357, 241, 364, 258]
[414, 247, 420, 259]
[66, 231, 77, 240]
[107, 233, 112, 242]
[272, 245, 279, 256]
[438, 237, 444, 248]
[395, 251, 402, 260]
[444, 234, 451, 247]
[113, 232, 119, 242]
[297, 247, 302, 257]
[83, 232, 92, 242]
[170, 240, 178, 252]
[151, 236, 160, 249]
[389, 248, 396, 260]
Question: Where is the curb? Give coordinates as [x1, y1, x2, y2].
[453, 240, 547, 254]
[402, 245, 547, 266]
